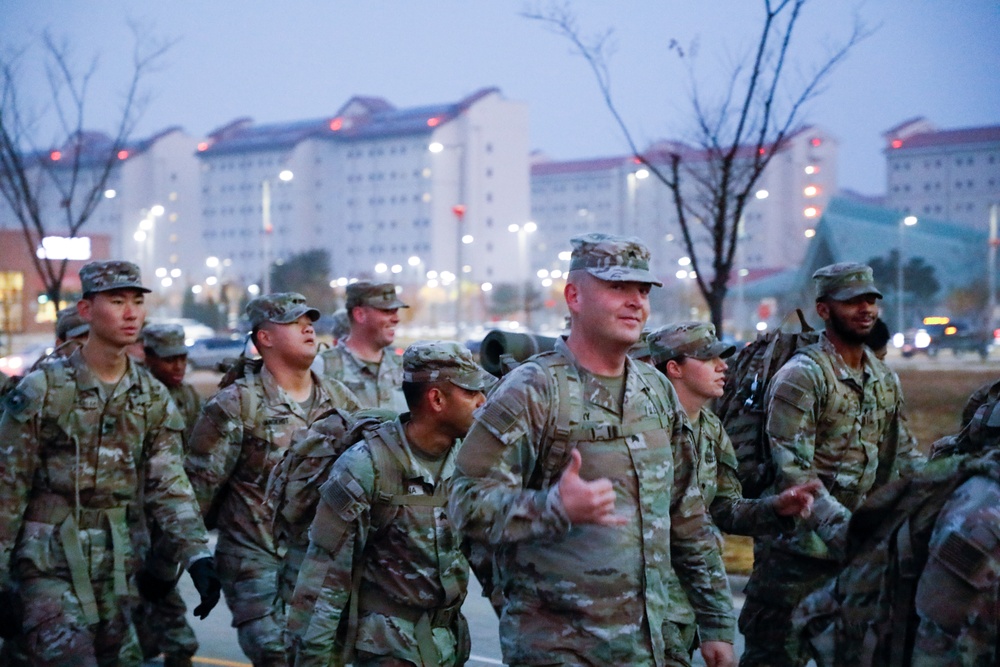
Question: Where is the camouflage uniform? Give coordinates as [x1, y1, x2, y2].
[288, 341, 496, 666]
[185, 293, 359, 667]
[56, 304, 90, 342]
[328, 308, 350, 342]
[134, 323, 203, 666]
[449, 234, 735, 667]
[0, 261, 213, 667]
[740, 263, 925, 667]
[315, 281, 408, 412]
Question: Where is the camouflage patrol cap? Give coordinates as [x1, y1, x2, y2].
[812, 262, 883, 301]
[402, 341, 497, 392]
[56, 305, 89, 341]
[965, 387, 1000, 451]
[329, 308, 351, 339]
[646, 321, 736, 365]
[79, 260, 151, 296]
[569, 232, 662, 286]
[246, 292, 321, 329]
[346, 281, 409, 311]
[142, 323, 188, 358]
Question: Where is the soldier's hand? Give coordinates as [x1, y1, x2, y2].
[772, 479, 824, 519]
[700, 640, 736, 667]
[0, 587, 24, 640]
[188, 556, 222, 619]
[136, 568, 178, 602]
[558, 449, 627, 527]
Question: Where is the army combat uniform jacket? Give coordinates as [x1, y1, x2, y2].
[0, 349, 210, 663]
[450, 339, 735, 667]
[169, 381, 202, 451]
[288, 416, 469, 667]
[316, 340, 406, 413]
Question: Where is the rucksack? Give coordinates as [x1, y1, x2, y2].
[268, 407, 396, 550]
[715, 309, 821, 498]
[794, 449, 1000, 666]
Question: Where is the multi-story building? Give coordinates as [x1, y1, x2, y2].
[883, 118, 1000, 230]
[529, 126, 838, 281]
[196, 87, 530, 301]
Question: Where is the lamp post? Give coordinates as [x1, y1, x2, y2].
[508, 221, 537, 327]
[896, 215, 917, 335]
[262, 169, 294, 295]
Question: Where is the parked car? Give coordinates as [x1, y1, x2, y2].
[186, 335, 254, 370]
[899, 317, 991, 359]
[0, 342, 55, 377]
[148, 318, 216, 345]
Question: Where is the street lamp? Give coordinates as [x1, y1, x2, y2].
[896, 215, 917, 334]
[509, 221, 537, 326]
[262, 169, 294, 295]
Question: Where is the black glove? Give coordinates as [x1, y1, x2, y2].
[188, 556, 221, 620]
[0, 588, 24, 640]
[136, 568, 178, 602]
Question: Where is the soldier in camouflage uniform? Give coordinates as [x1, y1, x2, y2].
[315, 281, 407, 412]
[645, 322, 820, 656]
[132, 323, 203, 667]
[450, 233, 737, 667]
[56, 304, 91, 347]
[739, 262, 925, 667]
[0, 260, 220, 666]
[186, 292, 360, 667]
[328, 307, 351, 344]
[287, 341, 496, 666]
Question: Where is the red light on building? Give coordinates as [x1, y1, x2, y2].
[117, 150, 129, 160]
[427, 117, 441, 127]
[758, 147, 766, 155]
[197, 142, 209, 152]
[810, 137, 822, 147]
[452, 204, 466, 220]
[50, 150, 62, 161]
[891, 139, 903, 149]
[329, 117, 343, 131]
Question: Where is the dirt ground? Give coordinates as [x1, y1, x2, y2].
[723, 367, 999, 574]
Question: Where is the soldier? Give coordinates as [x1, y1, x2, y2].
[55, 304, 91, 347]
[315, 281, 408, 412]
[186, 292, 360, 667]
[0, 260, 220, 666]
[133, 323, 203, 667]
[739, 262, 925, 667]
[328, 307, 351, 345]
[287, 341, 496, 666]
[450, 233, 737, 667]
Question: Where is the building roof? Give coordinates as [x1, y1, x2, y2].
[886, 124, 1000, 151]
[198, 87, 501, 157]
[29, 126, 184, 169]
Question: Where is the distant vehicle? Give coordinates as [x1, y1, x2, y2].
[898, 316, 991, 359]
[0, 342, 55, 377]
[149, 318, 216, 345]
[186, 335, 254, 370]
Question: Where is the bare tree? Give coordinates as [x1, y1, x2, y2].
[525, 1, 871, 333]
[0, 23, 171, 308]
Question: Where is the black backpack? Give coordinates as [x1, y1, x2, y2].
[715, 309, 821, 498]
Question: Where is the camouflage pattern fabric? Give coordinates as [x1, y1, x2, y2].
[169, 382, 203, 451]
[568, 232, 663, 286]
[449, 339, 734, 667]
[185, 366, 359, 666]
[143, 323, 189, 359]
[246, 292, 321, 329]
[740, 334, 925, 666]
[811, 262, 883, 301]
[345, 280, 408, 311]
[401, 340, 495, 391]
[55, 305, 89, 341]
[316, 340, 406, 412]
[328, 308, 350, 340]
[287, 417, 469, 667]
[912, 472, 1000, 665]
[0, 349, 209, 665]
[79, 259, 151, 295]
[646, 321, 736, 365]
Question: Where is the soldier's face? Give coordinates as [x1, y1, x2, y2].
[673, 356, 728, 401]
[79, 289, 146, 348]
[355, 306, 399, 349]
[819, 294, 879, 344]
[146, 353, 188, 388]
[441, 384, 487, 437]
[567, 274, 650, 347]
[259, 315, 318, 366]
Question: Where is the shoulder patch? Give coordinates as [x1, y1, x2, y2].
[319, 471, 368, 522]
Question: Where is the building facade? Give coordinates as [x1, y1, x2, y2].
[883, 118, 1000, 230]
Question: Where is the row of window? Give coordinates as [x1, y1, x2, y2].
[892, 177, 999, 193]
[891, 154, 998, 170]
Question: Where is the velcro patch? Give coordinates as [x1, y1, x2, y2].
[478, 394, 521, 436]
[319, 472, 367, 522]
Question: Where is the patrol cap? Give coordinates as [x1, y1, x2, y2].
[79, 260, 151, 296]
[965, 391, 1000, 451]
[142, 323, 188, 358]
[246, 292, 321, 329]
[569, 232, 662, 286]
[329, 308, 351, 339]
[402, 341, 497, 392]
[56, 305, 90, 341]
[646, 321, 736, 365]
[346, 281, 409, 311]
[812, 262, 883, 302]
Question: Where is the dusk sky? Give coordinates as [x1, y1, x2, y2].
[2, 1, 998, 197]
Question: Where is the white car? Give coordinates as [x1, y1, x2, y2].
[148, 318, 216, 345]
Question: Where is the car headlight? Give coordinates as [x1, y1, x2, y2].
[914, 330, 931, 348]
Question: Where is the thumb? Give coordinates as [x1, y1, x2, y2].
[564, 448, 583, 478]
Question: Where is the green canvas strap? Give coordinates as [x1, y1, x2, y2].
[58, 514, 100, 626]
